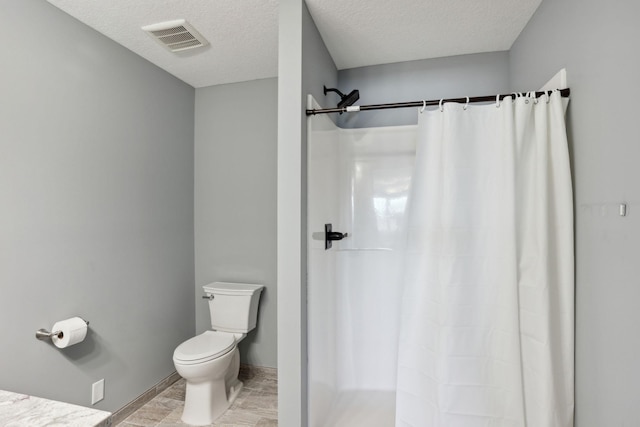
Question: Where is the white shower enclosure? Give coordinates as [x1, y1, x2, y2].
[307, 96, 417, 426]
[307, 80, 573, 426]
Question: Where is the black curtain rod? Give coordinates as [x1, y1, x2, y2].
[306, 88, 570, 116]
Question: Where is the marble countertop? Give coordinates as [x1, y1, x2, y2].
[0, 390, 111, 427]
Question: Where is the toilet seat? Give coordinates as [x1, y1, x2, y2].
[174, 331, 236, 364]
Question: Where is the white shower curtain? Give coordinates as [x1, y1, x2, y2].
[395, 91, 574, 426]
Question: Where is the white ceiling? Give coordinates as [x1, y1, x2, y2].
[47, 0, 542, 89]
[47, 0, 279, 88]
[307, 0, 543, 70]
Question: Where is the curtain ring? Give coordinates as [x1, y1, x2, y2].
[420, 100, 426, 114]
[439, 98, 444, 112]
[496, 94, 501, 108]
[463, 96, 469, 110]
[533, 91, 539, 104]
[524, 91, 531, 104]
[545, 91, 550, 104]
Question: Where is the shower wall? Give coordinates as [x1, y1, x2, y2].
[307, 102, 340, 424]
[333, 126, 416, 391]
[307, 101, 416, 426]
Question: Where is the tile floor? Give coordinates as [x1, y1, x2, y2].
[117, 367, 277, 427]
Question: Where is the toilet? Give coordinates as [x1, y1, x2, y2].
[173, 282, 264, 425]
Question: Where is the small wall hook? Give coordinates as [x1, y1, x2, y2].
[620, 203, 628, 217]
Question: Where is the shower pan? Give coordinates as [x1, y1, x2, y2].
[307, 96, 417, 427]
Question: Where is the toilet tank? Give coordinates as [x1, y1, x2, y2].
[203, 282, 264, 333]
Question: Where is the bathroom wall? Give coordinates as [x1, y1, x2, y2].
[278, 0, 339, 425]
[302, 5, 339, 118]
[194, 78, 278, 368]
[510, 1, 640, 425]
[337, 51, 511, 128]
[0, 0, 195, 413]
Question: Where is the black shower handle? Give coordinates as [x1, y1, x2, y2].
[325, 223, 348, 250]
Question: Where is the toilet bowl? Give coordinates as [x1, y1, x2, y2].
[173, 331, 244, 425]
[173, 282, 264, 425]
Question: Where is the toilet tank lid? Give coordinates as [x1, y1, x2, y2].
[203, 282, 264, 296]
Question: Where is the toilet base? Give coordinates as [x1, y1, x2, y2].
[177, 348, 242, 426]
[181, 380, 229, 425]
[227, 377, 243, 406]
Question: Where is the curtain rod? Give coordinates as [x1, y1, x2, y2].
[306, 88, 570, 116]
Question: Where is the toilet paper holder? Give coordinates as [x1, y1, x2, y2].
[35, 319, 89, 341]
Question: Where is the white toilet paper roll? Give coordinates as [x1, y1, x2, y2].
[51, 317, 88, 349]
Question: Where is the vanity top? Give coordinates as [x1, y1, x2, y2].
[0, 390, 111, 426]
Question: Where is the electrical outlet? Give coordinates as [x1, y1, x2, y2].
[91, 379, 104, 405]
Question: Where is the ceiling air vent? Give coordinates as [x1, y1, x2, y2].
[142, 19, 208, 53]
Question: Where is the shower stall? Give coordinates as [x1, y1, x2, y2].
[307, 96, 417, 426]
[305, 85, 574, 426]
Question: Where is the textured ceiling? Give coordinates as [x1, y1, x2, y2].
[46, 0, 542, 88]
[306, 0, 543, 70]
[47, 0, 278, 88]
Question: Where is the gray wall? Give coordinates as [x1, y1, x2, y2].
[278, 0, 338, 425]
[337, 51, 511, 128]
[303, 4, 339, 116]
[0, 0, 195, 412]
[277, 0, 305, 424]
[510, 1, 640, 425]
[194, 78, 278, 368]
[300, 3, 339, 425]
